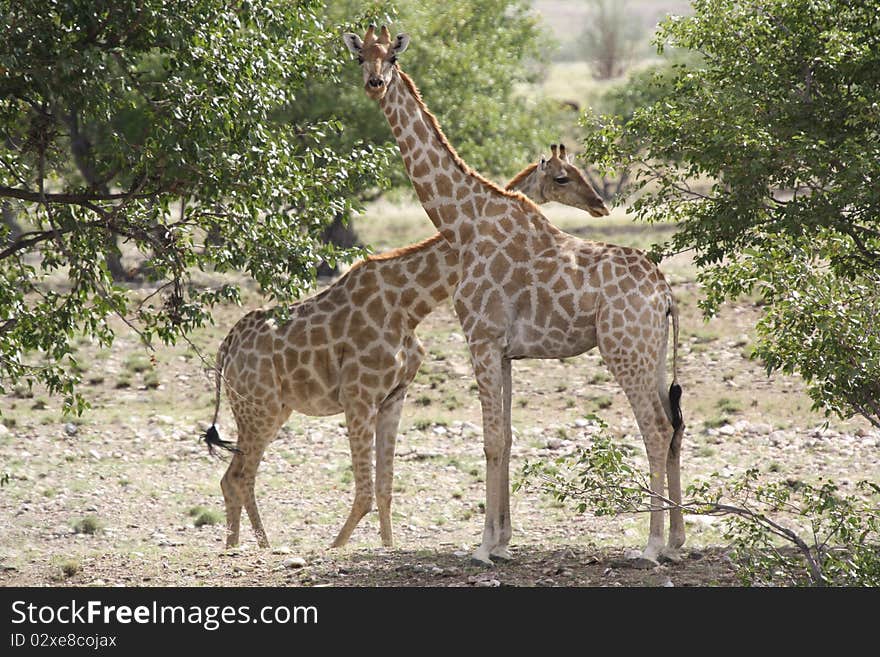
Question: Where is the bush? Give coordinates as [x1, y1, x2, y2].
[516, 416, 880, 586]
[72, 515, 104, 535]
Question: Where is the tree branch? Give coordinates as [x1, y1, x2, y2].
[0, 185, 154, 205]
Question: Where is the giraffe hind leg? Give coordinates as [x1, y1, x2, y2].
[221, 452, 245, 548]
[222, 406, 280, 549]
[599, 352, 674, 563]
[663, 405, 686, 561]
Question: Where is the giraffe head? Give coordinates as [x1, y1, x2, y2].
[342, 25, 410, 101]
[538, 144, 610, 217]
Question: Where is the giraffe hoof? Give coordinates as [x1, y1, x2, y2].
[631, 557, 660, 570]
[659, 547, 683, 563]
[489, 548, 513, 563]
[469, 556, 494, 568]
[469, 547, 494, 568]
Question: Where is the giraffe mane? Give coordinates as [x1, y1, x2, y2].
[504, 162, 539, 191]
[364, 232, 445, 262]
[395, 70, 542, 214]
[340, 232, 446, 277]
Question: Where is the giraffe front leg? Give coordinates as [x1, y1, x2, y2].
[375, 387, 407, 548]
[331, 401, 377, 549]
[489, 357, 514, 562]
[468, 342, 509, 567]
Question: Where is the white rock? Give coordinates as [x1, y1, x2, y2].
[474, 579, 500, 587]
[686, 515, 718, 528]
[432, 425, 448, 436]
[752, 422, 773, 435]
[663, 579, 675, 587]
[88, 450, 101, 459]
[0, 424, 9, 437]
[574, 418, 589, 428]
[64, 423, 78, 436]
[282, 557, 307, 569]
[146, 426, 165, 440]
[718, 424, 736, 436]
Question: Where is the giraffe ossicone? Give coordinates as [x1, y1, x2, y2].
[345, 25, 686, 566]
[201, 148, 605, 551]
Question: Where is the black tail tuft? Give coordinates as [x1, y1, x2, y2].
[203, 425, 241, 457]
[669, 383, 684, 431]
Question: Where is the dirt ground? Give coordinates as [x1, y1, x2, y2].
[1, 208, 877, 588]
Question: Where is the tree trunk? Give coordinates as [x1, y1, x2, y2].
[2, 201, 21, 245]
[65, 111, 135, 281]
[316, 213, 360, 278]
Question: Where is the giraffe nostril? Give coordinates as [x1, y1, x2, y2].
[368, 77, 384, 88]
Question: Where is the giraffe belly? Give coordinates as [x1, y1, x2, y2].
[286, 393, 343, 417]
[506, 321, 598, 360]
[279, 358, 344, 417]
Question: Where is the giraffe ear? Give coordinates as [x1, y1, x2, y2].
[392, 33, 410, 55]
[539, 156, 547, 170]
[342, 33, 363, 55]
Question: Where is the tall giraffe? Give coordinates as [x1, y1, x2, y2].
[202, 150, 606, 550]
[343, 25, 685, 565]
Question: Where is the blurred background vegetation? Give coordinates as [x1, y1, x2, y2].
[3, 0, 878, 432]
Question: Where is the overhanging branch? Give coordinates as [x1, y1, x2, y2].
[0, 185, 154, 205]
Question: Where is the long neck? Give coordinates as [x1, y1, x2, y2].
[350, 234, 459, 327]
[505, 163, 545, 201]
[380, 69, 497, 246]
[342, 162, 557, 328]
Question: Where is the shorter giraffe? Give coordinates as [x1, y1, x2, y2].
[202, 152, 608, 549]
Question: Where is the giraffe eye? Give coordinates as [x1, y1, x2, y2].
[554, 176, 570, 185]
[389, 55, 397, 65]
[357, 56, 364, 64]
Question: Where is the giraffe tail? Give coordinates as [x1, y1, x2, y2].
[203, 425, 241, 457]
[202, 333, 241, 457]
[667, 295, 684, 433]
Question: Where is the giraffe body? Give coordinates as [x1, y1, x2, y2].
[208, 236, 454, 549]
[344, 26, 685, 565]
[205, 154, 601, 550]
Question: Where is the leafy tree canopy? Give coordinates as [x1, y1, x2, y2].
[0, 0, 559, 414]
[0, 0, 389, 412]
[300, 0, 559, 186]
[581, 0, 880, 427]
